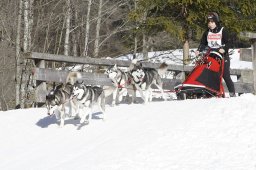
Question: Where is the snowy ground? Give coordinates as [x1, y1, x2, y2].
[1, 94, 256, 170]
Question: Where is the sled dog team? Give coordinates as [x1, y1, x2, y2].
[45, 60, 168, 127]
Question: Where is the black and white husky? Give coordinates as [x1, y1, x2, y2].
[45, 83, 78, 127]
[67, 72, 106, 124]
[105, 64, 136, 106]
[130, 60, 168, 104]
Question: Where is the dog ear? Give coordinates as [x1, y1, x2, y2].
[54, 83, 63, 91]
[46, 82, 53, 91]
[139, 62, 143, 68]
[113, 64, 117, 70]
[128, 63, 134, 71]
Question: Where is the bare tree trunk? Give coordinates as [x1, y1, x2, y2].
[133, 0, 138, 59]
[28, 0, 34, 49]
[182, 6, 190, 65]
[142, 33, 148, 59]
[133, 36, 138, 59]
[56, 18, 65, 55]
[72, 7, 78, 57]
[94, 0, 103, 58]
[183, 39, 189, 65]
[20, 0, 34, 108]
[20, 0, 30, 108]
[142, 11, 148, 59]
[64, 0, 71, 56]
[1, 72, 8, 111]
[43, 11, 54, 53]
[15, 0, 23, 107]
[83, 0, 92, 57]
[23, 0, 29, 52]
[148, 36, 154, 52]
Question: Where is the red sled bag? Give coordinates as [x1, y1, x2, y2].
[175, 49, 225, 99]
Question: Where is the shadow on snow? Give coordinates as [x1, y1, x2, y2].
[36, 112, 104, 129]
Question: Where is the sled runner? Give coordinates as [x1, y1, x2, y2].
[175, 49, 225, 100]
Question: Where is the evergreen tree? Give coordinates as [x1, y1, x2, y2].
[129, 0, 256, 49]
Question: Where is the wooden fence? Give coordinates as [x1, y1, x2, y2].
[240, 32, 256, 92]
[25, 42, 256, 104]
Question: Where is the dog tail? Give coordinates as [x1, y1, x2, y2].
[157, 62, 168, 76]
[66, 71, 82, 85]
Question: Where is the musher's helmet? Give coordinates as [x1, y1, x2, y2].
[207, 12, 220, 23]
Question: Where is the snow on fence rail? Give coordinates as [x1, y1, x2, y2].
[25, 43, 255, 103]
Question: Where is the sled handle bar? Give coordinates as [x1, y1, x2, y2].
[209, 51, 223, 59]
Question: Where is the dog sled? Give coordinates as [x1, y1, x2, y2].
[174, 48, 225, 100]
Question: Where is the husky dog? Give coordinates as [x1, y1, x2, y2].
[67, 72, 106, 124]
[66, 71, 82, 85]
[105, 64, 136, 106]
[130, 61, 168, 104]
[45, 83, 78, 127]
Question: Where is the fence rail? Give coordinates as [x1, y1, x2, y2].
[25, 52, 245, 75]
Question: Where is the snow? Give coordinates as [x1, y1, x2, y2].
[229, 49, 252, 69]
[1, 94, 256, 170]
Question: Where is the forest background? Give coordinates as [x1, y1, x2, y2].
[0, 0, 256, 110]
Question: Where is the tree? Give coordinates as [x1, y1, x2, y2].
[94, 0, 103, 58]
[16, 0, 23, 107]
[64, 0, 71, 56]
[20, 0, 34, 108]
[129, 0, 256, 62]
[83, 0, 92, 57]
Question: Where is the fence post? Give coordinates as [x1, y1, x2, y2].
[34, 58, 47, 107]
[252, 39, 256, 94]
[240, 32, 256, 94]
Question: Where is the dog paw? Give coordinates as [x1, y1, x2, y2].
[83, 120, 90, 125]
